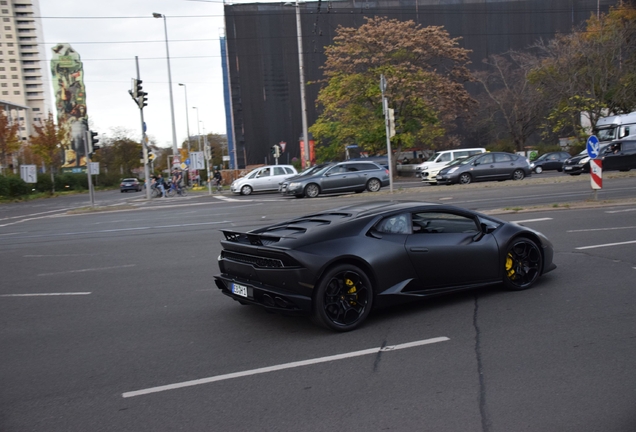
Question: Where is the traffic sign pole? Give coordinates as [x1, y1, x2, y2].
[590, 158, 602, 200]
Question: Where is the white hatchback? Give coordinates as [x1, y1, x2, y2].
[231, 165, 298, 195]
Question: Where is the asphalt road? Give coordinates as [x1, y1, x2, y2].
[1, 175, 635, 431]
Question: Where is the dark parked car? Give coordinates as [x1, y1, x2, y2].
[214, 201, 556, 331]
[530, 151, 570, 173]
[120, 178, 141, 192]
[599, 138, 636, 171]
[563, 144, 610, 175]
[436, 152, 532, 185]
[280, 161, 389, 198]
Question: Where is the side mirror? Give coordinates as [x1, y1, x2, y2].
[368, 228, 382, 239]
[472, 223, 488, 242]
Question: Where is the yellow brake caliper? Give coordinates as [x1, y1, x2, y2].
[506, 253, 515, 278]
[345, 278, 357, 305]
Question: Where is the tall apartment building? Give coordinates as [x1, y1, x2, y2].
[0, 0, 51, 141]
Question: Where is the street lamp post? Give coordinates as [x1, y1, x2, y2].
[295, 0, 310, 169]
[193, 106, 201, 151]
[178, 83, 191, 153]
[152, 12, 179, 164]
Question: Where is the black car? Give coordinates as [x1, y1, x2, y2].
[562, 144, 610, 175]
[600, 138, 636, 171]
[120, 178, 141, 192]
[214, 201, 556, 331]
[280, 161, 390, 198]
[530, 151, 571, 173]
[436, 152, 532, 185]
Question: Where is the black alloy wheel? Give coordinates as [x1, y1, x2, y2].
[366, 178, 381, 192]
[312, 264, 373, 331]
[459, 173, 472, 184]
[503, 237, 542, 290]
[512, 169, 525, 180]
[304, 183, 320, 198]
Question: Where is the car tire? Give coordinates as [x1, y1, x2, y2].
[503, 237, 543, 291]
[304, 183, 320, 198]
[534, 166, 543, 174]
[240, 185, 253, 196]
[459, 173, 472, 184]
[312, 264, 373, 332]
[512, 169, 525, 180]
[366, 178, 381, 192]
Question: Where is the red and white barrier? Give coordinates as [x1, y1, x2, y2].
[590, 159, 602, 189]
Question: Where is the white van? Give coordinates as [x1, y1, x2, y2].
[415, 148, 486, 178]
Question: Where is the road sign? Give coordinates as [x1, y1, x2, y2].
[20, 165, 37, 183]
[190, 151, 205, 170]
[89, 162, 100, 175]
[180, 162, 187, 170]
[586, 135, 600, 159]
[279, 141, 286, 152]
[590, 159, 602, 189]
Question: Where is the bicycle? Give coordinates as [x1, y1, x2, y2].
[166, 183, 187, 197]
[214, 179, 223, 192]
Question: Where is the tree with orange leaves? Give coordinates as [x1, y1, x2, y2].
[30, 112, 66, 193]
[0, 108, 21, 175]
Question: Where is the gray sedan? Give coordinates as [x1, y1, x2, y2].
[435, 152, 532, 185]
[281, 161, 389, 198]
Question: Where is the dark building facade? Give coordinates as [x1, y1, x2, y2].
[224, 0, 617, 167]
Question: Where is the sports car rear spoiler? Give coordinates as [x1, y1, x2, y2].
[221, 230, 283, 246]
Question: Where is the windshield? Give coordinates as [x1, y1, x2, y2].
[458, 154, 481, 165]
[596, 127, 617, 142]
[299, 164, 329, 176]
[446, 157, 467, 167]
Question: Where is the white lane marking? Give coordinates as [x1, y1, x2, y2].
[4, 221, 231, 240]
[122, 336, 450, 398]
[214, 195, 250, 202]
[25, 254, 96, 257]
[0, 208, 72, 222]
[439, 197, 453, 201]
[605, 208, 636, 214]
[511, 218, 553, 224]
[1, 292, 91, 297]
[568, 226, 636, 233]
[38, 264, 136, 276]
[576, 240, 636, 250]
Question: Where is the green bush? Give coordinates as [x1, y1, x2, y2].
[54, 173, 88, 191]
[0, 175, 30, 198]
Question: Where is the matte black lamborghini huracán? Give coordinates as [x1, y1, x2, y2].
[214, 201, 556, 331]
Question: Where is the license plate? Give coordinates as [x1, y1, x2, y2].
[232, 283, 248, 298]
[436, 175, 443, 180]
[564, 166, 572, 171]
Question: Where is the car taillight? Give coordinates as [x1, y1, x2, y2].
[385, 169, 389, 175]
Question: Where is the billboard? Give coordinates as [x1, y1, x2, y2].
[50, 43, 88, 170]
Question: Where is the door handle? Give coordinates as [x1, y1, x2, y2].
[410, 247, 429, 253]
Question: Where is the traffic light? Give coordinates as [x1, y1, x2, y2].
[129, 78, 148, 109]
[270, 144, 280, 158]
[148, 150, 156, 161]
[88, 130, 100, 155]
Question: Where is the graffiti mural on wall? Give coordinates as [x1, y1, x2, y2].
[50, 43, 88, 170]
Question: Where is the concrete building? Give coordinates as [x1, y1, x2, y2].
[0, 0, 52, 143]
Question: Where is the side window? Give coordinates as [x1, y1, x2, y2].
[345, 165, 359, 172]
[284, 167, 294, 174]
[454, 151, 469, 158]
[468, 150, 483, 156]
[438, 153, 451, 162]
[478, 154, 494, 164]
[376, 213, 410, 234]
[273, 167, 286, 176]
[352, 163, 373, 171]
[258, 168, 270, 177]
[329, 165, 347, 174]
[622, 141, 636, 152]
[411, 212, 479, 234]
[494, 153, 512, 162]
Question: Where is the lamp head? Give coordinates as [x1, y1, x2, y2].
[152, 13, 163, 18]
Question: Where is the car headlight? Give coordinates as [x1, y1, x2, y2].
[447, 167, 459, 174]
[580, 157, 590, 164]
[289, 182, 300, 188]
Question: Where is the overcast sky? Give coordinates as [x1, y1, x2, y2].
[39, 0, 238, 149]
